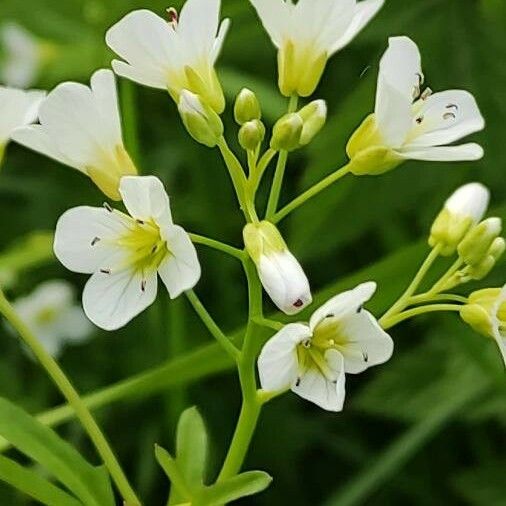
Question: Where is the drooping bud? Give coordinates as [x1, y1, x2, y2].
[298, 100, 327, 146]
[243, 221, 312, 315]
[234, 88, 261, 125]
[238, 119, 265, 151]
[458, 217, 502, 266]
[178, 90, 223, 148]
[429, 183, 490, 256]
[346, 115, 402, 176]
[270, 113, 303, 152]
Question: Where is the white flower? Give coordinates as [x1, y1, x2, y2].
[11, 281, 93, 357]
[53, 176, 201, 331]
[250, 0, 384, 97]
[1, 22, 40, 88]
[258, 282, 393, 411]
[460, 286, 506, 368]
[11, 69, 137, 200]
[243, 221, 312, 315]
[348, 37, 485, 173]
[444, 183, 489, 223]
[105, 0, 230, 113]
[0, 86, 44, 154]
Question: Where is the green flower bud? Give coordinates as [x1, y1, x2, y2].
[178, 90, 224, 148]
[238, 119, 266, 151]
[270, 113, 303, 152]
[466, 237, 506, 281]
[458, 217, 502, 266]
[234, 88, 261, 125]
[460, 288, 505, 339]
[298, 100, 327, 146]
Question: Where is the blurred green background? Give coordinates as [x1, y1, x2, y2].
[0, 0, 505, 504]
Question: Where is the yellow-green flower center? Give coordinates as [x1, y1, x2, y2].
[35, 306, 58, 325]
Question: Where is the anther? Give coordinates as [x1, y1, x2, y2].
[100, 268, 111, 275]
[302, 340, 311, 349]
[362, 351, 369, 363]
[151, 245, 158, 254]
[415, 116, 424, 124]
[141, 279, 146, 292]
[326, 313, 335, 319]
[443, 112, 456, 120]
[446, 103, 459, 110]
[91, 237, 101, 246]
[356, 305, 363, 314]
[103, 202, 113, 212]
[295, 377, 301, 387]
[136, 219, 145, 225]
[166, 7, 178, 26]
[420, 87, 432, 100]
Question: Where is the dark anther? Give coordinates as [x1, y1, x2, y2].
[295, 377, 301, 387]
[326, 313, 335, 319]
[166, 7, 178, 24]
[141, 279, 146, 292]
[91, 237, 101, 246]
[362, 351, 369, 363]
[415, 116, 424, 124]
[293, 299, 304, 308]
[103, 202, 113, 212]
[443, 112, 456, 120]
[136, 219, 145, 225]
[100, 269, 111, 275]
[151, 245, 158, 254]
[332, 380, 338, 385]
[446, 103, 459, 110]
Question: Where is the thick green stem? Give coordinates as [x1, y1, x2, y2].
[0, 289, 141, 506]
[272, 163, 351, 223]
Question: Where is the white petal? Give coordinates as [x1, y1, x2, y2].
[11, 125, 75, 168]
[106, 10, 172, 89]
[258, 250, 312, 315]
[211, 18, 231, 63]
[445, 182, 489, 222]
[248, 0, 288, 47]
[310, 282, 377, 331]
[119, 176, 173, 227]
[399, 143, 484, 161]
[54, 206, 130, 274]
[258, 323, 312, 393]
[56, 306, 94, 344]
[158, 225, 201, 299]
[492, 285, 506, 368]
[405, 90, 484, 148]
[338, 310, 394, 374]
[83, 268, 157, 331]
[0, 87, 45, 143]
[292, 349, 346, 412]
[329, 0, 384, 54]
[375, 36, 422, 147]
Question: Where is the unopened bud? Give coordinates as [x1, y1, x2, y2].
[234, 88, 261, 125]
[243, 221, 312, 315]
[238, 120, 265, 151]
[178, 90, 224, 148]
[429, 183, 490, 256]
[270, 113, 303, 151]
[466, 237, 506, 281]
[298, 100, 327, 146]
[458, 217, 502, 266]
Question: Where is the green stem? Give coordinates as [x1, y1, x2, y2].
[250, 148, 277, 194]
[380, 246, 442, 323]
[272, 163, 351, 223]
[120, 80, 141, 169]
[252, 316, 284, 332]
[265, 95, 299, 220]
[0, 289, 141, 506]
[186, 290, 240, 361]
[410, 293, 468, 305]
[189, 233, 245, 261]
[218, 260, 263, 480]
[381, 304, 462, 330]
[428, 258, 465, 294]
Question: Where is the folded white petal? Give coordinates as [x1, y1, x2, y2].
[399, 143, 484, 161]
[56, 306, 94, 343]
[338, 310, 394, 374]
[119, 176, 172, 226]
[0, 87, 45, 143]
[158, 225, 201, 299]
[111, 60, 168, 90]
[292, 349, 346, 412]
[54, 206, 130, 274]
[83, 268, 158, 330]
[310, 282, 377, 331]
[406, 90, 484, 148]
[258, 323, 311, 393]
[330, 0, 384, 54]
[211, 18, 231, 63]
[375, 36, 422, 147]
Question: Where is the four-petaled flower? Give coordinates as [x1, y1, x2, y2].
[53, 176, 201, 331]
[10, 280, 93, 358]
[12, 69, 137, 200]
[258, 282, 393, 411]
[106, 0, 230, 113]
[347, 36, 485, 175]
[249, 0, 384, 97]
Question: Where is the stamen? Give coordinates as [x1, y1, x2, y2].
[325, 313, 335, 319]
[443, 112, 456, 120]
[103, 202, 113, 212]
[420, 87, 432, 100]
[446, 103, 459, 110]
[141, 279, 146, 292]
[166, 7, 178, 27]
[356, 305, 363, 314]
[295, 377, 301, 387]
[100, 268, 111, 275]
[362, 351, 369, 363]
[136, 219, 145, 225]
[91, 237, 101, 246]
[415, 116, 424, 124]
[302, 339, 311, 349]
[151, 244, 158, 254]
[293, 299, 304, 308]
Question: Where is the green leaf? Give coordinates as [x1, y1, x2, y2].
[195, 471, 273, 506]
[0, 455, 82, 506]
[169, 407, 208, 504]
[155, 444, 191, 501]
[0, 398, 114, 506]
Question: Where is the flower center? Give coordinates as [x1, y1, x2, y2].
[35, 306, 58, 325]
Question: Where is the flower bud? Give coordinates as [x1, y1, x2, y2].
[429, 183, 490, 256]
[298, 100, 327, 146]
[466, 237, 506, 281]
[346, 115, 402, 176]
[238, 120, 265, 151]
[234, 88, 261, 125]
[178, 90, 224, 148]
[243, 221, 312, 315]
[270, 113, 303, 152]
[458, 217, 502, 266]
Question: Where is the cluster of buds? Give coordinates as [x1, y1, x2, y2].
[234, 88, 265, 151]
[429, 183, 505, 288]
